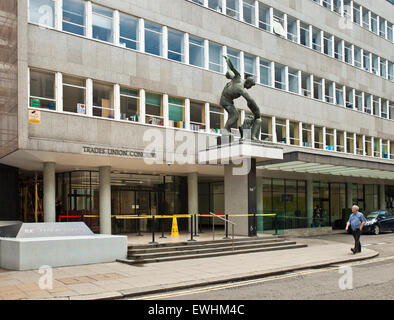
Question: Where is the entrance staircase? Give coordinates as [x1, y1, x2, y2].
[117, 236, 307, 265]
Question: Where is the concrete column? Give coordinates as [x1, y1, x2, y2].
[296, 20, 301, 44]
[113, 10, 120, 46]
[55, 72, 63, 112]
[334, 129, 337, 151]
[139, 18, 145, 52]
[309, 25, 313, 49]
[162, 26, 168, 59]
[271, 116, 277, 143]
[86, 78, 93, 116]
[256, 56, 260, 83]
[380, 184, 386, 209]
[297, 70, 302, 95]
[239, 0, 243, 21]
[353, 133, 357, 155]
[322, 127, 326, 150]
[270, 61, 275, 88]
[185, 98, 190, 130]
[254, 0, 259, 27]
[114, 84, 120, 120]
[86, 1, 92, 38]
[99, 166, 111, 235]
[163, 94, 169, 127]
[139, 88, 146, 124]
[204, 39, 209, 69]
[240, 51, 245, 79]
[307, 180, 313, 228]
[311, 124, 315, 148]
[184, 33, 189, 65]
[205, 102, 210, 133]
[269, 7, 274, 33]
[55, 0, 63, 31]
[299, 121, 303, 146]
[346, 182, 353, 209]
[285, 119, 290, 145]
[188, 173, 199, 232]
[284, 66, 289, 92]
[43, 162, 56, 223]
[362, 135, 366, 156]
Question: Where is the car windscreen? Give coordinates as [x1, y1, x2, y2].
[366, 213, 379, 219]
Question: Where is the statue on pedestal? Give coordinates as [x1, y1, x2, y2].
[220, 55, 262, 141]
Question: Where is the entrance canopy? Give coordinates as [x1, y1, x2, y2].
[257, 152, 394, 180]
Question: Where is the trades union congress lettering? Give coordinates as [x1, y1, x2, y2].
[82, 146, 155, 159]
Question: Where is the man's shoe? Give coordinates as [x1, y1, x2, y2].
[350, 248, 355, 254]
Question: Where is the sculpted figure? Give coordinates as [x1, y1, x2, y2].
[220, 56, 261, 141]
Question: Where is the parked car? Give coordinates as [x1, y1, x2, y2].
[362, 210, 394, 235]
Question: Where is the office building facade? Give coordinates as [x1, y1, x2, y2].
[0, 0, 393, 235]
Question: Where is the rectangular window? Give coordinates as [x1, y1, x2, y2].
[274, 64, 286, 90]
[380, 58, 387, 78]
[355, 90, 362, 111]
[63, 75, 86, 114]
[209, 105, 224, 133]
[209, 42, 223, 72]
[388, 23, 393, 42]
[323, 32, 333, 56]
[325, 80, 334, 103]
[287, 16, 298, 43]
[168, 28, 184, 62]
[363, 51, 371, 72]
[208, 0, 223, 13]
[372, 96, 379, 116]
[227, 48, 240, 71]
[353, 4, 361, 24]
[191, 0, 204, 4]
[362, 9, 370, 30]
[288, 68, 299, 94]
[325, 128, 335, 150]
[190, 101, 205, 131]
[379, 18, 386, 38]
[120, 87, 139, 121]
[371, 13, 378, 34]
[354, 46, 361, 68]
[333, 0, 342, 15]
[302, 124, 312, 148]
[381, 99, 388, 119]
[336, 131, 344, 152]
[301, 72, 311, 97]
[314, 126, 323, 149]
[343, 0, 351, 18]
[372, 55, 379, 75]
[30, 69, 56, 110]
[260, 116, 272, 141]
[226, 0, 240, 19]
[364, 94, 372, 114]
[258, 3, 270, 31]
[275, 119, 287, 144]
[63, 0, 85, 36]
[145, 21, 162, 56]
[390, 102, 394, 120]
[273, 10, 286, 38]
[336, 85, 344, 106]
[346, 88, 353, 109]
[322, 0, 332, 9]
[189, 35, 204, 67]
[29, 0, 55, 27]
[244, 54, 256, 80]
[313, 77, 323, 100]
[300, 23, 310, 47]
[92, 4, 113, 43]
[243, 0, 255, 25]
[312, 28, 322, 52]
[119, 13, 138, 50]
[168, 97, 184, 128]
[389, 62, 394, 81]
[346, 133, 354, 153]
[145, 93, 163, 125]
[93, 82, 113, 118]
[259, 58, 271, 86]
[344, 42, 352, 64]
[334, 38, 343, 61]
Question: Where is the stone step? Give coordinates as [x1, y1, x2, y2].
[128, 238, 286, 254]
[128, 235, 285, 250]
[128, 241, 297, 259]
[118, 243, 308, 265]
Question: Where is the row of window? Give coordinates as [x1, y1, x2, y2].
[188, 0, 394, 81]
[28, 68, 394, 160]
[29, 0, 394, 89]
[28, 0, 394, 121]
[311, 0, 393, 41]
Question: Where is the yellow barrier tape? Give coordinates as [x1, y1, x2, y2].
[77, 213, 278, 219]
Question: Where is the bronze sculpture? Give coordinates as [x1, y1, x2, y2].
[220, 55, 262, 141]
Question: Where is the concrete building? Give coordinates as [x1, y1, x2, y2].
[0, 0, 393, 236]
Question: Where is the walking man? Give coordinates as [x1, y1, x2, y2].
[345, 205, 366, 254]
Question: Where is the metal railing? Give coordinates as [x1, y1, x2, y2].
[209, 212, 236, 251]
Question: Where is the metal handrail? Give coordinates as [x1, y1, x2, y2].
[209, 212, 236, 251]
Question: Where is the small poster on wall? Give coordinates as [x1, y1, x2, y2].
[28, 110, 40, 124]
[77, 103, 86, 114]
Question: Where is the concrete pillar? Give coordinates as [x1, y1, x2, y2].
[307, 179, 313, 228]
[188, 173, 199, 232]
[99, 166, 112, 234]
[113, 10, 120, 46]
[225, 159, 257, 236]
[346, 182, 353, 209]
[379, 184, 386, 209]
[139, 89, 146, 124]
[138, 18, 145, 52]
[43, 162, 56, 223]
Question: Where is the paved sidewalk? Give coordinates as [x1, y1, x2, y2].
[0, 237, 378, 300]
